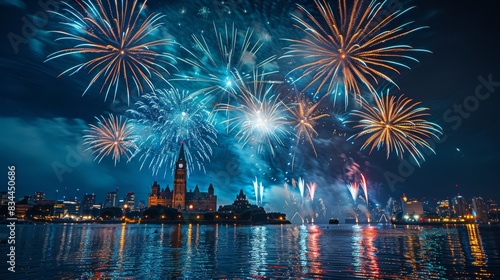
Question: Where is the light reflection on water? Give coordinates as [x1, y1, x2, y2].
[5, 224, 500, 279]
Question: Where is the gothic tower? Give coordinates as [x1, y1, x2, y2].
[172, 143, 187, 210]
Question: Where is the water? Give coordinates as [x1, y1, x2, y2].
[2, 223, 500, 279]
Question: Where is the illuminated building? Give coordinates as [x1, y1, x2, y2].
[105, 191, 117, 208]
[147, 143, 217, 211]
[400, 195, 423, 221]
[451, 195, 470, 218]
[0, 192, 8, 205]
[33, 191, 45, 203]
[486, 199, 499, 222]
[83, 193, 96, 211]
[472, 197, 488, 223]
[125, 192, 135, 210]
[82, 193, 96, 218]
[436, 200, 451, 217]
[15, 196, 34, 219]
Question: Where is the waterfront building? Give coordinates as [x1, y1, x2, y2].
[83, 193, 96, 211]
[33, 191, 45, 203]
[0, 191, 8, 205]
[147, 143, 217, 211]
[401, 195, 423, 220]
[105, 191, 117, 208]
[472, 197, 488, 223]
[16, 196, 34, 219]
[436, 200, 451, 217]
[451, 195, 470, 218]
[125, 192, 135, 210]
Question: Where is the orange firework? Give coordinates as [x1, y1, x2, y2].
[349, 91, 442, 164]
[282, 0, 429, 106]
[83, 114, 138, 165]
[46, 0, 177, 103]
[286, 94, 329, 156]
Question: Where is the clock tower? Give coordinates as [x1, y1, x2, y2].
[172, 143, 187, 210]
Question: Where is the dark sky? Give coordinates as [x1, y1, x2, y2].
[1, 0, 499, 211]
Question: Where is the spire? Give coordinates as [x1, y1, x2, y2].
[178, 142, 186, 162]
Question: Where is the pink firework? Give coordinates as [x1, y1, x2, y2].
[347, 183, 360, 202]
[306, 182, 317, 201]
[360, 174, 368, 205]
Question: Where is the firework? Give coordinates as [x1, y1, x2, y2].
[260, 182, 264, 205]
[253, 177, 259, 205]
[349, 91, 442, 164]
[83, 114, 138, 165]
[128, 87, 217, 177]
[220, 70, 290, 156]
[306, 182, 317, 201]
[46, 0, 177, 103]
[347, 182, 360, 202]
[177, 23, 276, 101]
[298, 177, 305, 198]
[282, 0, 429, 105]
[360, 173, 368, 205]
[286, 93, 329, 156]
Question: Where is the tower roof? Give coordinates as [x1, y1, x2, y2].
[178, 142, 186, 162]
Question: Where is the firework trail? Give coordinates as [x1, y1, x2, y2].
[282, 0, 429, 106]
[83, 114, 138, 165]
[259, 181, 264, 205]
[360, 173, 368, 205]
[349, 91, 442, 165]
[46, 0, 177, 103]
[306, 182, 317, 201]
[298, 177, 305, 198]
[347, 182, 360, 202]
[253, 177, 259, 205]
[128, 87, 217, 177]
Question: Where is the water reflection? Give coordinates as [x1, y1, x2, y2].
[307, 225, 323, 276]
[351, 225, 379, 278]
[12, 224, 499, 279]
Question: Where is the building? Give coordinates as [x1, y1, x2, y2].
[125, 192, 135, 210]
[33, 192, 45, 203]
[451, 195, 469, 218]
[147, 143, 217, 211]
[16, 196, 34, 219]
[436, 199, 451, 217]
[218, 189, 256, 213]
[83, 193, 96, 211]
[0, 192, 8, 205]
[472, 197, 488, 223]
[105, 191, 117, 208]
[401, 195, 424, 217]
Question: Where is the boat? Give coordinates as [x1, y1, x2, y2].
[329, 218, 339, 224]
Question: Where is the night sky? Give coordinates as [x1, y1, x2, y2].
[1, 0, 499, 211]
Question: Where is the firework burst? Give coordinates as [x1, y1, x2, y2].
[83, 114, 138, 165]
[219, 70, 290, 156]
[177, 23, 276, 101]
[282, 0, 429, 105]
[347, 182, 360, 201]
[128, 87, 217, 177]
[349, 91, 442, 164]
[286, 93, 329, 156]
[46, 0, 177, 103]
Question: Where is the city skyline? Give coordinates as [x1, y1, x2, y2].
[1, 0, 499, 213]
